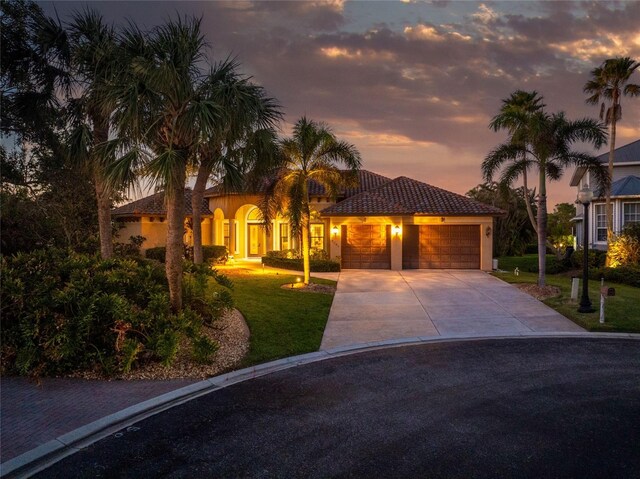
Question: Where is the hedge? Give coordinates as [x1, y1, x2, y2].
[146, 245, 228, 264]
[588, 265, 640, 288]
[262, 256, 341, 272]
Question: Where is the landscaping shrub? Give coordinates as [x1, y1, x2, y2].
[266, 249, 300, 259]
[525, 256, 570, 274]
[607, 223, 640, 268]
[589, 265, 640, 288]
[146, 245, 228, 265]
[571, 248, 607, 269]
[145, 246, 166, 262]
[0, 248, 233, 377]
[262, 256, 341, 272]
[114, 235, 146, 257]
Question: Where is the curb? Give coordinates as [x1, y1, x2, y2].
[2, 332, 639, 478]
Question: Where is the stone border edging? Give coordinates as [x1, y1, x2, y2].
[2, 331, 639, 478]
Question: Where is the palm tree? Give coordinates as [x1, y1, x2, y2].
[105, 17, 221, 311]
[67, 10, 120, 259]
[261, 117, 361, 285]
[488, 90, 544, 236]
[584, 57, 640, 251]
[483, 110, 608, 286]
[190, 58, 281, 264]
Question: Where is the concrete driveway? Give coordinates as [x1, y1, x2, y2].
[321, 270, 583, 348]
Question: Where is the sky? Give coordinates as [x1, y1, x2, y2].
[40, 0, 640, 208]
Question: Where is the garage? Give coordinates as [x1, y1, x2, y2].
[403, 225, 480, 269]
[341, 225, 391, 269]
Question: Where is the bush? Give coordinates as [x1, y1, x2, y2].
[526, 256, 570, 274]
[608, 224, 640, 268]
[145, 245, 228, 265]
[0, 248, 232, 377]
[261, 256, 340, 272]
[266, 249, 300, 259]
[145, 246, 166, 262]
[114, 235, 146, 257]
[588, 265, 640, 288]
[571, 248, 607, 269]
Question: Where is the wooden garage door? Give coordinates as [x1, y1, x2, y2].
[341, 225, 391, 269]
[403, 225, 480, 269]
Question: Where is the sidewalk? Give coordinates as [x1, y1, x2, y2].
[0, 377, 195, 462]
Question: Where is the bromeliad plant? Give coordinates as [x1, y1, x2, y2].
[0, 249, 233, 377]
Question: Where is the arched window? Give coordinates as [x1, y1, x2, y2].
[247, 207, 262, 222]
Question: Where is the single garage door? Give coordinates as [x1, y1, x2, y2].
[341, 225, 391, 269]
[403, 225, 480, 269]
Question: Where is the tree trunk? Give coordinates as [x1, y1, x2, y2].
[166, 169, 187, 312]
[301, 218, 311, 285]
[605, 106, 617, 267]
[522, 167, 538, 236]
[94, 172, 113, 259]
[537, 168, 548, 287]
[191, 161, 213, 265]
[92, 115, 113, 259]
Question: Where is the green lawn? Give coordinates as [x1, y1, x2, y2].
[494, 255, 640, 333]
[218, 269, 335, 366]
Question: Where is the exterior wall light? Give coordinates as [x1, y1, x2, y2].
[485, 226, 491, 237]
[393, 225, 402, 237]
[331, 225, 339, 237]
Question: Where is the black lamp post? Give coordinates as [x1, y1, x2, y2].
[578, 185, 595, 313]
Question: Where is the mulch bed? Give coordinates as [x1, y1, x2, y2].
[280, 282, 336, 294]
[515, 283, 561, 301]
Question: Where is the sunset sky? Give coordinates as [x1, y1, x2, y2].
[40, 1, 640, 207]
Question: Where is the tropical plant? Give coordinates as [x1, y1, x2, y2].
[190, 58, 281, 264]
[488, 90, 545, 235]
[104, 17, 224, 311]
[483, 106, 608, 286]
[608, 223, 640, 268]
[467, 182, 536, 257]
[584, 57, 640, 251]
[67, 10, 122, 259]
[547, 202, 576, 255]
[261, 117, 361, 284]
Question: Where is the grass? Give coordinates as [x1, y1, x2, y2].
[216, 268, 336, 366]
[495, 255, 640, 333]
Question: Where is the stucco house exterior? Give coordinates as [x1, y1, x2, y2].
[114, 170, 504, 271]
[570, 139, 640, 249]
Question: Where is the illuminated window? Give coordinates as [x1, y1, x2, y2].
[223, 222, 230, 249]
[247, 207, 262, 221]
[623, 202, 640, 226]
[280, 223, 290, 250]
[310, 223, 325, 250]
[595, 204, 606, 242]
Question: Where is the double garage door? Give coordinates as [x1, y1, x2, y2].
[341, 224, 480, 270]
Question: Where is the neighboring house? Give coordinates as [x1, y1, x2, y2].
[570, 139, 640, 250]
[114, 170, 504, 271]
[112, 189, 213, 249]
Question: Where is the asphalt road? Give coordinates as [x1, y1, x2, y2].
[37, 338, 640, 478]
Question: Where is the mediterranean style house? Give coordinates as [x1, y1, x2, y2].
[113, 170, 504, 271]
[570, 139, 640, 249]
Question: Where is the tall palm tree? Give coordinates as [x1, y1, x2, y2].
[584, 57, 640, 251]
[261, 117, 361, 285]
[483, 110, 608, 287]
[190, 58, 281, 264]
[488, 90, 545, 235]
[67, 10, 120, 259]
[104, 17, 221, 311]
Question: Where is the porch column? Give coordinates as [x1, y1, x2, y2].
[390, 219, 403, 271]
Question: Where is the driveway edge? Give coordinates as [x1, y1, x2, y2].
[2, 332, 639, 478]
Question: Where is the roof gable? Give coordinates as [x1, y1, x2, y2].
[570, 139, 640, 186]
[596, 175, 640, 198]
[321, 176, 505, 216]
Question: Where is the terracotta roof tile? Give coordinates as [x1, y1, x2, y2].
[112, 189, 212, 217]
[321, 176, 505, 216]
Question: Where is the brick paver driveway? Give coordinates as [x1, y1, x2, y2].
[321, 270, 583, 348]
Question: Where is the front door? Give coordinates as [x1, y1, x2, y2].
[248, 224, 263, 257]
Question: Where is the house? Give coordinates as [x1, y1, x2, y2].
[114, 170, 504, 271]
[570, 139, 640, 249]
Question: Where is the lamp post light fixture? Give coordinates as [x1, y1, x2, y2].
[392, 225, 401, 237]
[331, 225, 339, 238]
[577, 185, 595, 313]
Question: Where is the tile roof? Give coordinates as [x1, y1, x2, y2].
[204, 169, 391, 199]
[321, 176, 505, 216]
[112, 189, 212, 217]
[596, 175, 640, 198]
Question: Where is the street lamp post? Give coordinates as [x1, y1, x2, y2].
[578, 185, 595, 313]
